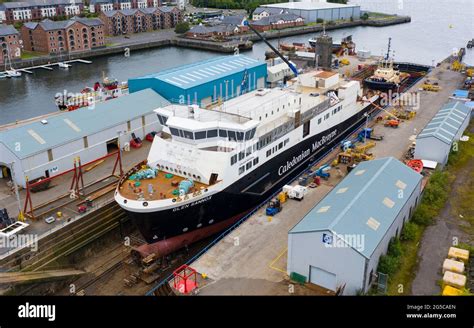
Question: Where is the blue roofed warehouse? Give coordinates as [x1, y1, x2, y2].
[414, 101, 471, 166]
[0, 89, 169, 187]
[287, 157, 423, 295]
[128, 55, 267, 107]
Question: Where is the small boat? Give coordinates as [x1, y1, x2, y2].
[55, 75, 128, 111]
[5, 69, 21, 78]
[58, 62, 71, 69]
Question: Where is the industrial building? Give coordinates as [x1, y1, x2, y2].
[0, 89, 169, 187]
[414, 101, 471, 166]
[260, 1, 361, 23]
[128, 55, 267, 107]
[287, 157, 423, 295]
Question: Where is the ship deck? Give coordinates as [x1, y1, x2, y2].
[118, 170, 209, 201]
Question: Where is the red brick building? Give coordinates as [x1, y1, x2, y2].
[249, 13, 305, 32]
[0, 0, 84, 24]
[100, 7, 181, 35]
[0, 24, 21, 66]
[21, 17, 105, 54]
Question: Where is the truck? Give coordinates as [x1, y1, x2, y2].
[283, 185, 308, 201]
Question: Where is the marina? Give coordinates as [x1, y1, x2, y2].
[0, 2, 473, 322]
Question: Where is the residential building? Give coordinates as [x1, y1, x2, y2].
[0, 24, 21, 66]
[99, 7, 181, 35]
[249, 13, 305, 32]
[89, 0, 161, 13]
[185, 23, 244, 40]
[251, 7, 288, 21]
[0, 0, 84, 24]
[21, 17, 105, 54]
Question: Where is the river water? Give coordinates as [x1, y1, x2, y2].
[0, 0, 472, 125]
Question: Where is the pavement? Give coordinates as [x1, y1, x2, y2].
[189, 62, 467, 295]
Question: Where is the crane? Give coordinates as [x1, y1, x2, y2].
[244, 21, 298, 77]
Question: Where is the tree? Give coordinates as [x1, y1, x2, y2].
[175, 22, 190, 34]
[361, 13, 369, 21]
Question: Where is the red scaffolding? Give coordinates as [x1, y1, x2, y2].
[23, 149, 123, 220]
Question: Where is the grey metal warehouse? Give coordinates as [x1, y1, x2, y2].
[287, 157, 422, 295]
[261, 2, 361, 23]
[414, 101, 471, 166]
[0, 89, 169, 188]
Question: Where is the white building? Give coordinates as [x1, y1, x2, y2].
[0, 89, 169, 187]
[260, 1, 361, 23]
[287, 157, 423, 295]
[415, 101, 471, 166]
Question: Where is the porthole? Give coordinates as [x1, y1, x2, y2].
[123, 199, 127, 204]
[193, 174, 196, 178]
[172, 198, 176, 202]
[204, 188, 208, 192]
[183, 171, 187, 176]
[208, 219, 214, 224]
[183, 227, 188, 232]
[143, 202, 148, 207]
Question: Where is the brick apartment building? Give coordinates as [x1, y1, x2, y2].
[89, 0, 161, 14]
[100, 6, 181, 35]
[0, 24, 21, 65]
[21, 17, 105, 54]
[0, 0, 84, 24]
[249, 13, 305, 32]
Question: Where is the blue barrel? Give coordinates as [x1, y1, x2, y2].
[179, 179, 194, 194]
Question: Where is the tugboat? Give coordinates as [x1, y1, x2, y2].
[364, 38, 409, 92]
[55, 75, 128, 111]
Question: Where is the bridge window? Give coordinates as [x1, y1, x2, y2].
[238, 166, 245, 175]
[246, 147, 252, 156]
[228, 130, 236, 141]
[246, 162, 252, 170]
[207, 129, 218, 138]
[219, 129, 227, 138]
[157, 114, 168, 126]
[238, 151, 245, 160]
[253, 157, 259, 165]
[195, 131, 206, 139]
[170, 127, 179, 136]
[183, 130, 194, 140]
[231, 155, 237, 165]
[236, 132, 244, 141]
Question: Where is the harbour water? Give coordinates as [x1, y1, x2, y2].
[0, 0, 472, 125]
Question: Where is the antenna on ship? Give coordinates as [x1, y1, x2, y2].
[385, 37, 392, 61]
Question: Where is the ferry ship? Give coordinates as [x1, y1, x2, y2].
[115, 70, 378, 244]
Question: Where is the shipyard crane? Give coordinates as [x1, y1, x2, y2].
[244, 21, 298, 77]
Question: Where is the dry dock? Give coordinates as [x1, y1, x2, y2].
[182, 62, 467, 295]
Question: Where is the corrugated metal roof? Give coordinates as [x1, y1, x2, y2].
[289, 157, 422, 258]
[0, 89, 169, 160]
[133, 55, 265, 89]
[417, 101, 471, 145]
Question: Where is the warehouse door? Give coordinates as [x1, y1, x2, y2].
[257, 77, 265, 89]
[309, 266, 337, 291]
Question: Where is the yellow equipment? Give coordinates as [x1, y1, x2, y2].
[340, 58, 350, 66]
[442, 285, 463, 296]
[451, 60, 465, 71]
[354, 141, 376, 153]
[466, 68, 474, 77]
[422, 83, 440, 91]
